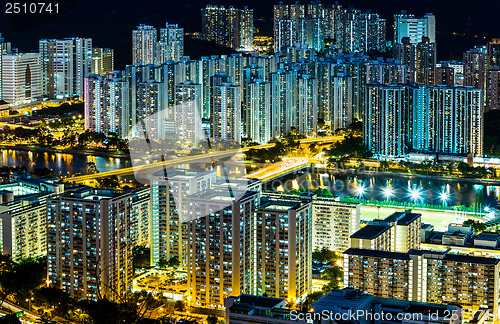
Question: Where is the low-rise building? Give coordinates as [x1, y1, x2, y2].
[343, 248, 500, 319]
[225, 294, 309, 324]
[350, 210, 421, 252]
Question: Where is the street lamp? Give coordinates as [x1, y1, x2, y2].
[382, 186, 393, 200]
[354, 184, 366, 197]
[26, 297, 33, 311]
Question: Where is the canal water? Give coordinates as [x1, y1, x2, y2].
[2, 150, 498, 209]
[0, 149, 132, 176]
[265, 169, 500, 208]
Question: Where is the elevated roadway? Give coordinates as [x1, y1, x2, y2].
[66, 136, 341, 184]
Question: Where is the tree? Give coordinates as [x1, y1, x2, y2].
[174, 300, 185, 312]
[380, 161, 389, 171]
[157, 257, 168, 269]
[309, 144, 319, 155]
[299, 291, 324, 312]
[0, 314, 21, 324]
[31, 168, 56, 178]
[312, 248, 337, 264]
[0, 256, 46, 309]
[314, 188, 333, 197]
[97, 175, 120, 189]
[326, 134, 372, 158]
[86, 162, 99, 174]
[34, 287, 71, 309]
[207, 314, 218, 324]
[132, 246, 150, 270]
[166, 256, 180, 268]
[463, 220, 487, 234]
[321, 265, 343, 292]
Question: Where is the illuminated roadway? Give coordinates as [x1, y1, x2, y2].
[66, 136, 342, 184]
[247, 158, 311, 182]
[0, 122, 36, 130]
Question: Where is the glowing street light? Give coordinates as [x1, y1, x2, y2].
[355, 185, 366, 197]
[383, 187, 393, 199]
[409, 188, 422, 202]
[439, 191, 450, 204]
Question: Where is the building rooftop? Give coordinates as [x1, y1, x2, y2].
[235, 294, 284, 309]
[350, 224, 389, 239]
[63, 187, 123, 200]
[343, 248, 411, 260]
[372, 297, 460, 318]
[404, 304, 452, 317]
[346, 248, 500, 265]
[258, 200, 300, 211]
[149, 168, 215, 181]
[312, 288, 373, 312]
[408, 249, 500, 265]
[421, 223, 434, 230]
[189, 188, 256, 202]
[384, 210, 421, 226]
[475, 232, 500, 242]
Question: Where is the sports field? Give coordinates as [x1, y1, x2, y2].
[360, 205, 485, 231]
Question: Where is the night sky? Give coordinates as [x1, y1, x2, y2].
[0, 0, 499, 69]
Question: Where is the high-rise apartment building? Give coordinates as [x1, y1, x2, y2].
[274, 2, 343, 53]
[393, 37, 416, 82]
[47, 188, 140, 301]
[416, 38, 437, 85]
[132, 24, 157, 65]
[39, 38, 92, 99]
[364, 84, 408, 157]
[332, 74, 353, 131]
[270, 69, 294, 138]
[91, 48, 114, 75]
[463, 47, 488, 90]
[148, 169, 216, 269]
[248, 79, 271, 144]
[366, 59, 407, 85]
[393, 12, 435, 45]
[297, 74, 318, 137]
[364, 83, 484, 157]
[187, 189, 259, 309]
[84, 72, 129, 137]
[487, 38, 500, 67]
[157, 23, 184, 64]
[175, 81, 204, 146]
[435, 66, 455, 86]
[202, 5, 254, 52]
[129, 187, 151, 248]
[0, 177, 64, 261]
[487, 67, 500, 111]
[312, 197, 360, 252]
[0, 53, 41, 106]
[334, 7, 386, 53]
[132, 25, 158, 65]
[136, 79, 166, 140]
[0, 34, 12, 100]
[436, 61, 464, 86]
[210, 75, 241, 144]
[254, 194, 312, 301]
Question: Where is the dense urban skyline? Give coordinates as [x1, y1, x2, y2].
[1, 0, 500, 323]
[1, 0, 499, 68]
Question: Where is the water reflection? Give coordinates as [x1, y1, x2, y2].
[0, 149, 131, 176]
[269, 170, 500, 208]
